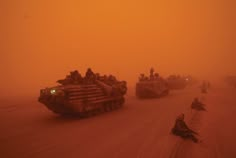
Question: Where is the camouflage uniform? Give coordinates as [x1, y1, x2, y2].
[172, 114, 199, 143]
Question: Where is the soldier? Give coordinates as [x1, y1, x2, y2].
[139, 74, 145, 81]
[150, 67, 154, 80]
[108, 75, 116, 85]
[103, 75, 108, 83]
[172, 113, 199, 143]
[85, 68, 95, 83]
[191, 97, 206, 111]
[144, 76, 149, 81]
[70, 70, 82, 84]
[86, 68, 94, 78]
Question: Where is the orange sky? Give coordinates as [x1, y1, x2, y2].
[1, 0, 236, 97]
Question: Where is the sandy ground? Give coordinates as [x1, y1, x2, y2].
[1, 85, 236, 158]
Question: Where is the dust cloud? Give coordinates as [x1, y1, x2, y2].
[1, 0, 236, 97]
[1, 1, 236, 158]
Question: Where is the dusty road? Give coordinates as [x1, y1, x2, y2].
[1, 85, 236, 158]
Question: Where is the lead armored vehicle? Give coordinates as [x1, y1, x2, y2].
[38, 69, 127, 115]
[136, 68, 169, 98]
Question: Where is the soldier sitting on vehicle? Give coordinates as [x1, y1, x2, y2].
[70, 70, 83, 84]
[139, 74, 145, 81]
[150, 67, 154, 80]
[85, 68, 95, 83]
[172, 113, 199, 143]
[107, 75, 117, 85]
[85, 68, 94, 77]
[191, 97, 206, 111]
[102, 75, 108, 83]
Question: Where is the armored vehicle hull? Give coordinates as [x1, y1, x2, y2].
[166, 75, 187, 90]
[167, 79, 187, 90]
[136, 68, 169, 98]
[136, 80, 169, 98]
[38, 69, 127, 115]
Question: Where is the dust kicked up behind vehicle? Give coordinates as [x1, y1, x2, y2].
[136, 68, 169, 98]
[38, 68, 127, 116]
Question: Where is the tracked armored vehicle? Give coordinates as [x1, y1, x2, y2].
[136, 68, 169, 98]
[166, 75, 187, 90]
[183, 75, 198, 86]
[38, 69, 127, 115]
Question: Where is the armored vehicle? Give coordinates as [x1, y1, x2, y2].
[136, 68, 169, 98]
[183, 75, 198, 86]
[38, 69, 127, 115]
[166, 75, 187, 90]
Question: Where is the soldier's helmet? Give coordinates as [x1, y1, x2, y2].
[74, 70, 79, 74]
[177, 113, 185, 120]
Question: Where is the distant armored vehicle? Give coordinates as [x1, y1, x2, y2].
[183, 75, 198, 86]
[166, 75, 187, 90]
[38, 69, 127, 115]
[136, 68, 169, 98]
[200, 81, 208, 93]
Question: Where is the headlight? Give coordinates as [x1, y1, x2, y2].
[50, 89, 64, 96]
[50, 89, 56, 94]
